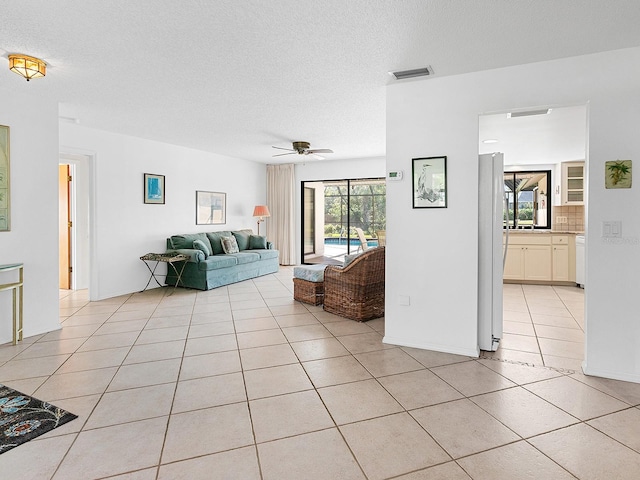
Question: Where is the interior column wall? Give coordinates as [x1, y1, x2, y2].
[385, 46, 640, 383]
[0, 89, 60, 343]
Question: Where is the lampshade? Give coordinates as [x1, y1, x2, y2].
[8, 54, 46, 81]
[253, 205, 270, 218]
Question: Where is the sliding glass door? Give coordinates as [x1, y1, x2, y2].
[302, 178, 385, 265]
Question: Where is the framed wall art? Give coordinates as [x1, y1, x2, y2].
[605, 160, 632, 189]
[196, 191, 226, 225]
[0, 125, 10, 231]
[412, 156, 447, 208]
[144, 173, 165, 204]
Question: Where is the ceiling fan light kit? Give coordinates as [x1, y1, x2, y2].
[272, 141, 334, 160]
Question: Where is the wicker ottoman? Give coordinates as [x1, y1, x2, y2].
[293, 278, 324, 305]
[293, 264, 327, 306]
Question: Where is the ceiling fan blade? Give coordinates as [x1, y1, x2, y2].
[272, 152, 297, 157]
[307, 149, 333, 154]
[308, 153, 326, 161]
[272, 146, 295, 152]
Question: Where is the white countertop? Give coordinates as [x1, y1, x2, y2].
[504, 229, 583, 235]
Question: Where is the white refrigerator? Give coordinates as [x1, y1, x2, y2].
[478, 153, 504, 351]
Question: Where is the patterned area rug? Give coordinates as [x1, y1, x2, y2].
[0, 384, 77, 454]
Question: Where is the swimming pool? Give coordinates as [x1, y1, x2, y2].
[324, 237, 379, 247]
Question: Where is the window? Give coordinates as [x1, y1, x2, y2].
[503, 170, 551, 229]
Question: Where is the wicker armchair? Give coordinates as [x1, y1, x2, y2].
[323, 247, 385, 321]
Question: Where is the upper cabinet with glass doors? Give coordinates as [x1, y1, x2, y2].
[561, 161, 585, 205]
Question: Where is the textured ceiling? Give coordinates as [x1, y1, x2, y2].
[1, 1, 639, 163]
[479, 105, 588, 166]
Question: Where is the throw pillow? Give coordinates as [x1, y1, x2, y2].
[232, 230, 252, 251]
[169, 233, 212, 253]
[221, 235, 240, 254]
[249, 234, 267, 249]
[193, 239, 211, 258]
[206, 231, 232, 255]
[343, 252, 362, 267]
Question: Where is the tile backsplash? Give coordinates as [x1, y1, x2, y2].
[552, 205, 584, 232]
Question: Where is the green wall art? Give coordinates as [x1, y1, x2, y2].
[605, 160, 632, 189]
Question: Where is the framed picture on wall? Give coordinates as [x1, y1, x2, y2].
[144, 173, 165, 204]
[0, 125, 10, 231]
[196, 191, 226, 225]
[412, 156, 447, 208]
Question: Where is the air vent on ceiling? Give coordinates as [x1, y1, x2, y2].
[507, 109, 551, 118]
[389, 66, 434, 80]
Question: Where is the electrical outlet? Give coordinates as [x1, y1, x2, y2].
[398, 295, 410, 306]
[556, 216, 568, 224]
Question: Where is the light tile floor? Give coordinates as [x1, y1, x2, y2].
[491, 283, 586, 372]
[1, 270, 640, 479]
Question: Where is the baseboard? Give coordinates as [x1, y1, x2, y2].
[503, 280, 577, 286]
[582, 360, 640, 384]
[382, 335, 479, 358]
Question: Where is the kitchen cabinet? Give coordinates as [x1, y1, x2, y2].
[552, 244, 569, 281]
[561, 161, 585, 205]
[552, 235, 575, 282]
[503, 245, 525, 279]
[503, 233, 575, 283]
[524, 245, 553, 280]
[503, 235, 552, 281]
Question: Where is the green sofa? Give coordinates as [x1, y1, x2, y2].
[165, 229, 279, 290]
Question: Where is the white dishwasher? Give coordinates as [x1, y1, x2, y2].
[575, 235, 585, 288]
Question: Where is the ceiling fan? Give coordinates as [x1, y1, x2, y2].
[272, 141, 334, 160]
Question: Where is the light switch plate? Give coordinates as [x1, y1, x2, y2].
[602, 221, 622, 238]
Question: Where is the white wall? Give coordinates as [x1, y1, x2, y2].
[386, 47, 640, 383]
[60, 124, 266, 301]
[294, 157, 385, 264]
[0, 90, 61, 344]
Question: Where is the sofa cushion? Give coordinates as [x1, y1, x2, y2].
[293, 264, 328, 282]
[232, 229, 253, 251]
[193, 239, 211, 258]
[249, 234, 267, 250]
[227, 252, 261, 265]
[169, 233, 212, 252]
[197, 255, 238, 271]
[251, 249, 279, 260]
[206, 231, 232, 255]
[221, 235, 240, 254]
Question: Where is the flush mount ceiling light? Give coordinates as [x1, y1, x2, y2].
[389, 66, 434, 80]
[507, 108, 551, 118]
[8, 54, 46, 81]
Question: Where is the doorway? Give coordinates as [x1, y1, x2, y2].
[478, 104, 588, 371]
[301, 178, 386, 265]
[58, 164, 71, 289]
[59, 154, 91, 291]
